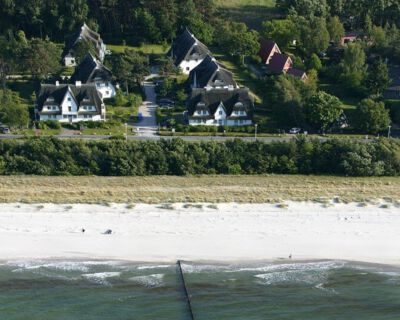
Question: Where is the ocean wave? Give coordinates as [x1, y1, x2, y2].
[8, 260, 123, 273]
[130, 274, 165, 288]
[180, 263, 232, 274]
[82, 272, 121, 285]
[136, 265, 172, 270]
[254, 268, 328, 286]
[240, 261, 346, 273]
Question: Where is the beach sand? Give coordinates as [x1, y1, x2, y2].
[0, 202, 399, 265]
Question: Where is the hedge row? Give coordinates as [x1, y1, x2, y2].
[0, 137, 399, 176]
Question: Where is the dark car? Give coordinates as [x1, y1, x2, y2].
[137, 112, 143, 122]
[159, 98, 175, 105]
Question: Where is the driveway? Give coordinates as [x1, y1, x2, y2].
[134, 82, 158, 136]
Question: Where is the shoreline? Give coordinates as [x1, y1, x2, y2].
[0, 202, 399, 266]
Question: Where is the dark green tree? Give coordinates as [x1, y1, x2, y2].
[305, 91, 343, 132]
[365, 59, 390, 96]
[355, 99, 390, 134]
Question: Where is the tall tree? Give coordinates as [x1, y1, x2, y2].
[365, 59, 390, 96]
[327, 16, 345, 46]
[355, 99, 390, 134]
[262, 19, 298, 50]
[305, 91, 343, 132]
[340, 42, 367, 92]
[22, 38, 61, 78]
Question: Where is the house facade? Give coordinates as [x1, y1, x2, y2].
[168, 28, 210, 74]
[70, 54, 116, 99]
[36, 83, 106, 123]
[62, 23, 106, 67]
[187, 88, 253, 126]
[188, 55, 239, 90]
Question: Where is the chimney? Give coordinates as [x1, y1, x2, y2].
[55, 81, 60, 86]
[75, 81, 82, 87]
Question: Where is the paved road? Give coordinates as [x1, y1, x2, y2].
[0, 134, 319, 143]
[134, 82, 158, 137]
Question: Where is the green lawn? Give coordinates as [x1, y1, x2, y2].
[216, 0, 275, 7]
[108, 44, 168, 55]
[212, 48, 263, 104]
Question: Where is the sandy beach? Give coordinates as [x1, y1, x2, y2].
[0, 202, 399, 265]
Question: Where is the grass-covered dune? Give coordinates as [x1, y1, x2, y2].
[0, 175, 399, 204]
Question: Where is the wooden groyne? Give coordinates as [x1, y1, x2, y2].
[177, 260, 195, 320]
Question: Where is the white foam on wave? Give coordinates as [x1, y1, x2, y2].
[82, 272, 121, 285]
[130, 274, 165, 288]
[136, 265, 172, 270]
[8, 260, 123, 273]
[252, 261, 346, 288]
[240, 260, 346, 273]
[180, 263, 232, 274]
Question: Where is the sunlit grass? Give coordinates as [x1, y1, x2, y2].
[0, 175, 398, 204]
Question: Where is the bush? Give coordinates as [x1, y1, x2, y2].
[0, 138, 399, 176]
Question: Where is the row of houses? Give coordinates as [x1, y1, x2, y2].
[169, 29, 254, 126]
[36, 25, 116, 123]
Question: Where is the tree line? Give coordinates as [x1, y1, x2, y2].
[0, 138, 399, 177]
[0, 0, 216, 44]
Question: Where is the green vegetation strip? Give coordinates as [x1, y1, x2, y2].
[0, 175, 399, 204]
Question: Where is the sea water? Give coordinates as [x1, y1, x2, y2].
[0, 260, 399, 319]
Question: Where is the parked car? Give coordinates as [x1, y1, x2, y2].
[289, 127, 301, 134]
[137, 112, 143, 122]
[0, 127, 10, 134]
[159, 98, 175, 105]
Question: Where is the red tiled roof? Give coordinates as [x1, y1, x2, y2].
[259, 39, 278, 62]
[268, 53, 292, 74]
[287, 68, 307, 79]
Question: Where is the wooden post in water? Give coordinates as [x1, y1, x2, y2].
[177, 260, 195, 320]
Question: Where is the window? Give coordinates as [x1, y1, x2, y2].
[239, 120, 243, 124]
[73, 115, 77, 118]
[68, 106, 72, 112]
[234, 120, 238, 125]
[219, 111, 223, 115]
[218, 119, 223, 125]
[67, 97, 72, 102]
[240, 111, 245, 115]
[71, 59, 75, 64]
[106, 91, 109, 95]
[63, 115, 67, 118]
[186, 67, 190, 71]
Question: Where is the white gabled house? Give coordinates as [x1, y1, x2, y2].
[187, 88, 253, 126]
[62, 23, 106, 67]
[70, 53, 116, 99]
[188, 55, 239, 91]
[168, 28, 211, 74]
[36, 82, 106, 123]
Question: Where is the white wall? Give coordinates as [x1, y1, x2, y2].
[64, 56, 77, 67]
[96, 82, 116, 99]
[179, 59, 204, 74]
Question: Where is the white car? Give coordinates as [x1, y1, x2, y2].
[289, 127, 301, 134]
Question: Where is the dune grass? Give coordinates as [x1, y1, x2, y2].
[0, 175, 399, 204]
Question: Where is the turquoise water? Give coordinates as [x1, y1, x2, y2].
[0, 260, 399, 319]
